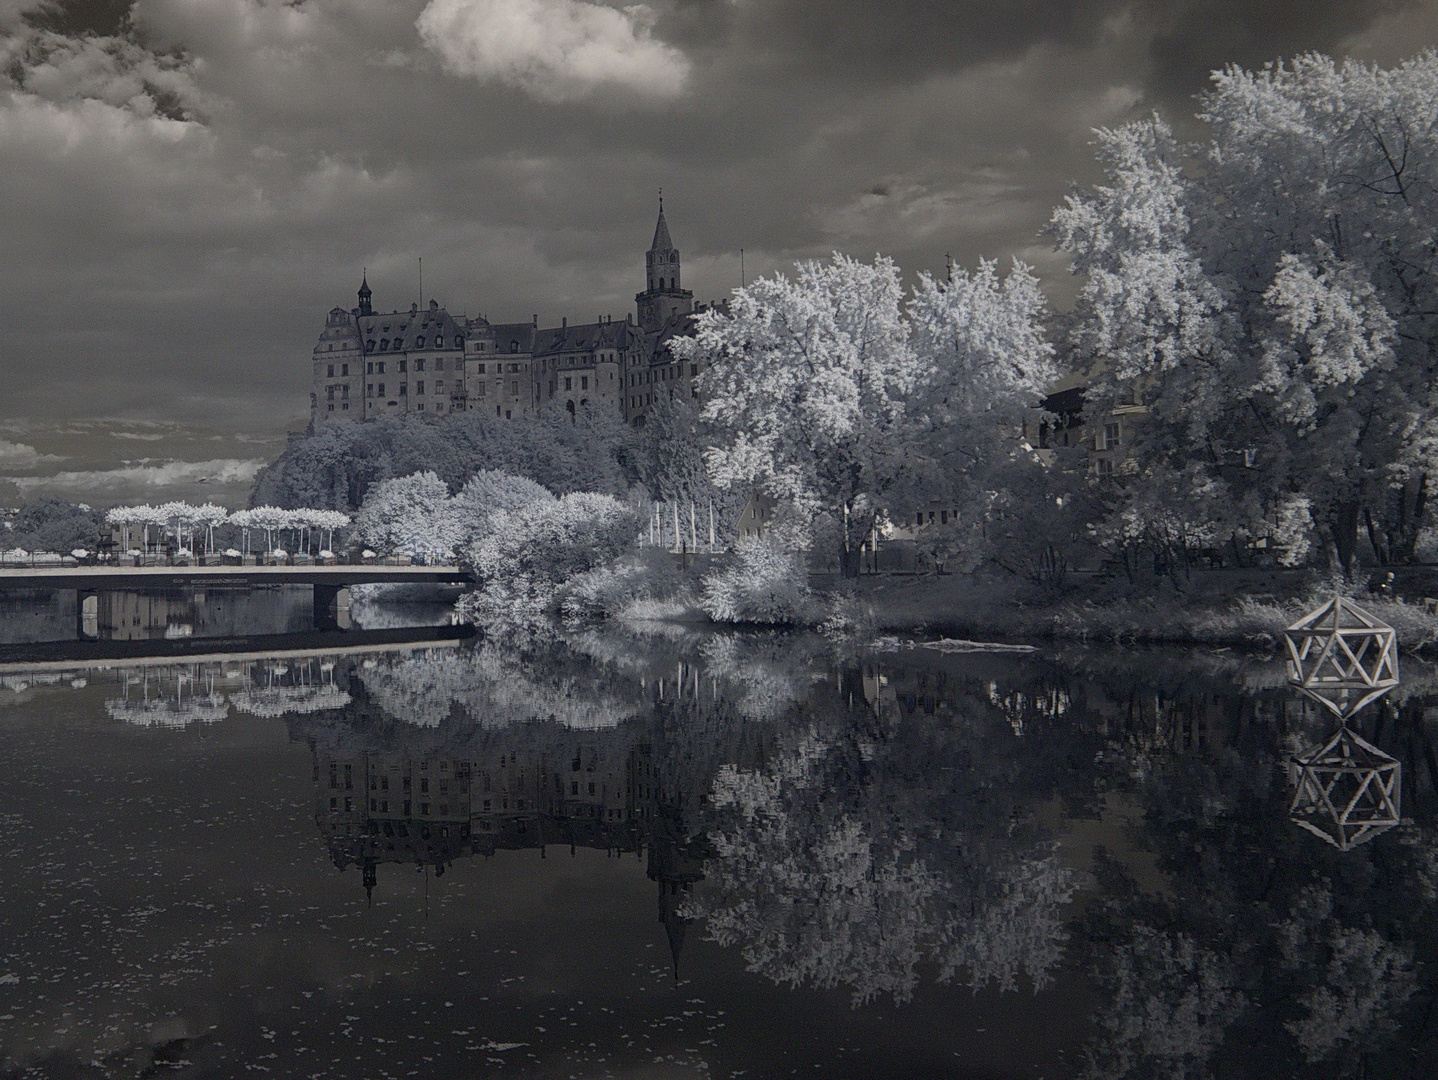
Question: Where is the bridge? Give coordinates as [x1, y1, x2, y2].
[0, 564, 473, 635]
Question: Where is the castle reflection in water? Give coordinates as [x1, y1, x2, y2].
[12, 623, 1438, 1078]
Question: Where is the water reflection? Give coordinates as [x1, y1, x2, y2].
[7, 617, 1438, 1078]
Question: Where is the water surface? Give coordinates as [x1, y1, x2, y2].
[2, 602, 1437, 1078]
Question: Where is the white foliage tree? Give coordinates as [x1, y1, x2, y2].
[352, 471, 460, 562]
[1052, 54, 1438, 572]
[456, 492, 640, 620]
[673, 253, 923, 576]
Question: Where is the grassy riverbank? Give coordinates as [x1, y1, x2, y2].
[840, 571, 1438, 653]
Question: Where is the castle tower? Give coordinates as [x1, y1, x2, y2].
[635, 196, 693, 333]
[357, 273, 372, 317]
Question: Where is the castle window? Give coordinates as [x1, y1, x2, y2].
[417, 380, 425, 394]
[476, 383, 485, 397]
[399, 383, 407, 396]
[415, 337, 424, 348]
[454, 336, 463, 348]
[342, 363, 349, 376]
[435, 380, 443, 393]
[581, 376, 588, 390]
[327, 364, 334, 377]
[377, 362, 385, 374]
[342, 385, 349, 398]
[398, 359, 407, 373]
[379, 339, 389, 350]
[511, 381, 518, 395]
[416, 359, 425, 372]
[476, 363, 485, 374]
[366, 340, 375, 352]
[565, 377, 572, 391]
[510, 341, 519, 353]
[367, 384, 373, 397]
[367, 362, 373, 374]
[326, 385, 334, 400]
[378, 383, 385, 396]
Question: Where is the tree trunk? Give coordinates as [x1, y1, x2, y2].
[1330, 502, 1361, 578]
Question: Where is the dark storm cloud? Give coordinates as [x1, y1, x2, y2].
[1141, 0, 1419, 102]
[0, 0, 1434, 474]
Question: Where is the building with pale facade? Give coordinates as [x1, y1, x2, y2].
[310, 203, 714, 428]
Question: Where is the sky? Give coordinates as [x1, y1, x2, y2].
[3, 0, 1438, 505]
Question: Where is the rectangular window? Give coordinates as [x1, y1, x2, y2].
[327, 364, 334, 377]
[571, 781, 579, 795]
[326, 385, 335, 400]
[511, 380, 518, 395]
[435, 380, 443, 393]
[436, 359, 445, 371]
[341, 363, 349, 376]
[378, 383, 385, 396]
[581, 376, 588, 390]
[1097, 457, 1115, 476]
[403, 776, 411, 792]
[416, 380, 424, 394]
[403, 800, 411, 815]
[420, 803, 430, 815]
[476, 383, 485, 397]
[377, 361, 385, 374]
[565, 377, 572, 390]
[1104, 422, 1121, 449]
[420, 777, 429, 794]
[399, 383, 407, 396]
[691, 364, 698, 376]
[367, 362, 374, 374]
[344, 797, 353, 812]
[398, 359, 407, 373]
[342, 385, 349, 399]
[416, 359, 425, 372]
[327, 404, 334, 411]
[476, 363, 486, 374]
[329, 797, 337, 810]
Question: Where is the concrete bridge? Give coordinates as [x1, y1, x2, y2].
[0, 564, 472, 635]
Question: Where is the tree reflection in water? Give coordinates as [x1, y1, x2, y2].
[45, 623, 1432, 1078]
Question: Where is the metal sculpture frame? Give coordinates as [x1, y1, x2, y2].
[1283, 595, 1403, 850]
[1288, 725, 1402, 850]
[1284, 595, 1399, 721]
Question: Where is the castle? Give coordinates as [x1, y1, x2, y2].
[309, 202, 716, 427]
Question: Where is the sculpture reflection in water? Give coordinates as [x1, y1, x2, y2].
[1283, 596, 1403, 850]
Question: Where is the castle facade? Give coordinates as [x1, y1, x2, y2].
[310, 204, 714, 427]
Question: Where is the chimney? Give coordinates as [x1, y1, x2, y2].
[532, 314, 538, 327]
[562, 317, 567, 328]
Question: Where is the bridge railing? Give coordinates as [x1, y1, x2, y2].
[0, 551, 458, 570]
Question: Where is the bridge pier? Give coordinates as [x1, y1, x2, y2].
[313, 584, 351, 631]
[76, 591, 98, 640]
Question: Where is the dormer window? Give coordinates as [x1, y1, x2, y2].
[454, 336, 463, 349]
[415, 337, 425, 348]
[379, 339, 389, 350]
[366, 340, 375, 352]
[510, 341, 519, 353]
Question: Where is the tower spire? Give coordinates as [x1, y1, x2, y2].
[357, 270, 372, 317]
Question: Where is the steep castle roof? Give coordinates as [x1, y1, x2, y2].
[650, 204, 674, 252]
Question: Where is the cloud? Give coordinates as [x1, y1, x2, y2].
[0, 440, 62, 470]
[416, 0, 689, 101]
[5, 457, 265, 506]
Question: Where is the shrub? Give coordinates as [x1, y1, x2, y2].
[700, 538, 817, 625]
[456, 492, 640, 621]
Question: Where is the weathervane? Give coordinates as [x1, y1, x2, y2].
[1283, 596, 1403, 850]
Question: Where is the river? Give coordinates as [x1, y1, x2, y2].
[0, 589, 1435, 1078]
